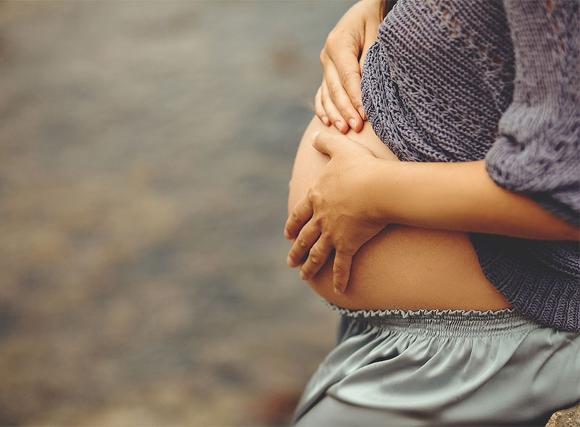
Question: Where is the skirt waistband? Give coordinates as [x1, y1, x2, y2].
[325, 301, 540, 337]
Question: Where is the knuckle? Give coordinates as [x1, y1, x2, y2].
[319, 48, 326, 64]
[313, 215, 324, 228]
[314, 221, 330, 234]
[336, 244, 351, 254]
[307, 188, 319, 204]
[326, 30, 342, 50]
[325, 31, 337, 46]
[298, 238, 308, 249]
[291, 211, 300, 222]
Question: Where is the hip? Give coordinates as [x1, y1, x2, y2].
[291, 307, 580, 426]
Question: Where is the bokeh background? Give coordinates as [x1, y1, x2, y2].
[0, 1, 577, 426]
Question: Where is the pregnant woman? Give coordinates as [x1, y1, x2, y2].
[285, 0, 580, 426]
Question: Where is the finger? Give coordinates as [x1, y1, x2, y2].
[329, 51, 366, 124]
[314, 86, 330, 126]
[324, 61, 363, 132]
[312, 130, 343, 157]
[284, 194, 313, 240]
[287, 221, 322, 268]
[300, 235, 333, 279]
[324, 27, 366, 123]
[333, 251, 353, 294]
[321, 80, 348, 134]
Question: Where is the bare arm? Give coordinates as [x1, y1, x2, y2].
[285, 131, 579, 292]
[366, 158, 579, 241]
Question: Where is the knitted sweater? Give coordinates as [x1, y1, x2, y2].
[361, 0, 580, 331]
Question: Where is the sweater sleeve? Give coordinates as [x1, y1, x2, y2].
[484, 0, 580, 227]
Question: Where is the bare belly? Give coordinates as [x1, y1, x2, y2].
[287, 116, 511, 311]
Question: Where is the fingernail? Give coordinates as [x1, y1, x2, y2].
[333, 286, 342, 295]
[322, 116, 330, 126]
[335, 120, 343, 130]
[299, 270, 305, 280]
[287, 256, 294, 267]
[348, 119, 357, 129]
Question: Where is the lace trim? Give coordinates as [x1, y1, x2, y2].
[323, 299, 516, 319]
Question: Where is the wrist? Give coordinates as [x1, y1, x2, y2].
[363, 159, 401, 224]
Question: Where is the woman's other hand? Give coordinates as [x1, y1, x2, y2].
[315, 0, 382, 134]
[284, 130, 390, 294]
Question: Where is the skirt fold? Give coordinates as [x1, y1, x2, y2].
[291, 302, 580, 426]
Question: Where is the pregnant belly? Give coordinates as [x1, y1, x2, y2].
[287, 116, 511, 311]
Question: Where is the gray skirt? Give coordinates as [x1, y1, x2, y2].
[291, 302, 580, 427]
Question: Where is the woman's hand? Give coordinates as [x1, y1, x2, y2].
[315, 0, 382, 134]
[284, 130, 390, 294]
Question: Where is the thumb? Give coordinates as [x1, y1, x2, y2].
[312, 131, 343, 157]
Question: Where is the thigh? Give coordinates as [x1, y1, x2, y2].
[293, 395, 415, 427]
[294, 395, 553, 427]
[291, 313, 580, 427]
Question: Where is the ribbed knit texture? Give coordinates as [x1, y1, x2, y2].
[361, 0, 579, 331]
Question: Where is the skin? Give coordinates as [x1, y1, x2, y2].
[286, 124, 579, 294]
[315, 0, 382, 133]
[287, 116, 515, 310]
[289, 0, 579, 295]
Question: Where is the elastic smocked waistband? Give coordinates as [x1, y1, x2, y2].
[325, 301, 541, 337]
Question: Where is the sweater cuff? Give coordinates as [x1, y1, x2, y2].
[484, 134, 580, 228]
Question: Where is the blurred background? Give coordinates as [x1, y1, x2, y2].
[0, 0, 348, 425]
[0, 1, 577, 426]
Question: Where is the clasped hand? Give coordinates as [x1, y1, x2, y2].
[284, 130, 389, 294]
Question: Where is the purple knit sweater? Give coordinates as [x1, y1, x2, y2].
[361, 0, 579, 331]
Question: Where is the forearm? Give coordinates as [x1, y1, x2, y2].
[368, 159, 580, 241]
